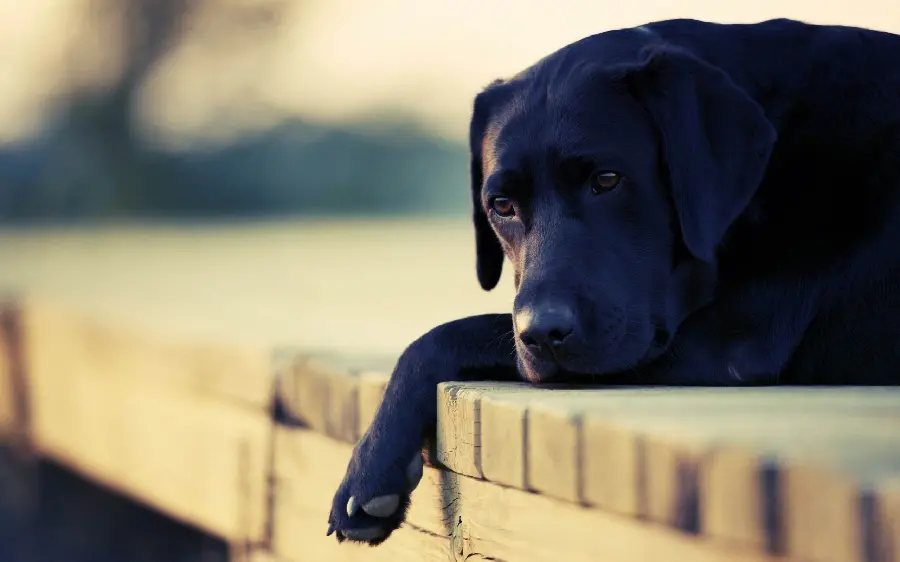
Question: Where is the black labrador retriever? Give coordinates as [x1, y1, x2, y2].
[327, 18, 900, 544]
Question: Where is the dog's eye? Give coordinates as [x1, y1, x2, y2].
[591, 171, 622, 193]
[489, 196, 515, 217]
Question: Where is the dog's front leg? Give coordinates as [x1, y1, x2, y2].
[327, 313, 518, 545]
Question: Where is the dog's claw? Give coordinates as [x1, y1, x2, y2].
[407, 454, 424, 490]
[347, 496, 359, 517]
[362, 495, 401, 518]
[341, 526, 387, 542]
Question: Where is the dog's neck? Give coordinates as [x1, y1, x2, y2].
[643, 258, 718, 363]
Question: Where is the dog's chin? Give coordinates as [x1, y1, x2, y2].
[516, 352, 559, 384]
[515, 345, 618, 384]
[515, 333, 656, 385]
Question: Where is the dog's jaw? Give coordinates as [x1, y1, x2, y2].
[515, 342, 558, 384]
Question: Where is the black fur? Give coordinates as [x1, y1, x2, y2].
[327, 18, 900, 544]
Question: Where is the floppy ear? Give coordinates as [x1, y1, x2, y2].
[620, 46, 777, 262]
[469, 82, 506, 290]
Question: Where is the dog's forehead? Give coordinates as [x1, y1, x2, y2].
[483, 79, 649, 174]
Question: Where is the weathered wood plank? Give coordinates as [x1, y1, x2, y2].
[437, 382, 596, 491]
[20, 297, 274, 544]
[597, 396, 900, 562]
[478, 384, 538, 489]
[526, 397, 586, 503]
[579, 394, 900, 561]
[436, 383, 488, 479]
[579, 389, 900, 540]
[275, 351, 397, 442]
[435, 383, 900, 562]
[274, 427, 806, 562]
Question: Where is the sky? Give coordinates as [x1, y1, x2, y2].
[1, 0, 899, 148]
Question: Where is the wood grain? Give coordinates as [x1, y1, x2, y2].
[436, 383, 488, 479]
[273, 426, 808, 562]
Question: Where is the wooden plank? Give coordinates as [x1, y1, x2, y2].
[592, 391, 900, 529]
[439, 385, 714, 508]
[36, 361, 272, 542]
[276, 351, 397, 442]
[274, 426, 807, 562]
[0, 299, 17, 440]
[444, 384, 676, 507]
[325, 364, 360, 443]
[356, 370, 389, 437]
[21, 298, 272, 408]
[436, 383, 900, 561]
[575, 397, 896, 558]
[522, 388, 717, 510]
[478, 383, 540, 489]
[244, 550, 290, 562]
[581, 394, 900, 562]
[877, 478, 900, 562]
[780, 446, 900, 562]
[20, 297, 274, 543]
[581, 414, 642, 516]
[526, 398, 586, 503]
[436, 382, 596, 489]
[436, 382, 495, 479]
[689, 432, 900, 562]
[0, 297, 31, 452]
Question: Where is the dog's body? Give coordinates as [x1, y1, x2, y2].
[327, 18, 900, 544]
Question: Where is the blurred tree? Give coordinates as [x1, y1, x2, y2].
[47, 0, 289, 217]
[0, 0, 471, 224]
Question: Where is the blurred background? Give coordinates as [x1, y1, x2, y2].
[1, 1, 899, 561]
[1, 0, 898, 225]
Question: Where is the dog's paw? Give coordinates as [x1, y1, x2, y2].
[326, 442, 424, 545]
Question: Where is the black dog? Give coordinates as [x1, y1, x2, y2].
[327, 18, 900, 544]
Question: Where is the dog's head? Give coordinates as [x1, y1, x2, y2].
[469, 30, 776, 382]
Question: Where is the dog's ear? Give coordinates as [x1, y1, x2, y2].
[618, 46, 777, 262]
[469, 81, 507, 290]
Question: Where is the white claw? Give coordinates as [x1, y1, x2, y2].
[346, 496, 359, 517]
[363, 495, 400, 518]
[406, 454, 424, 491]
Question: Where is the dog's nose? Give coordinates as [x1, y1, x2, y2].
[516, 304, 576, 356]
